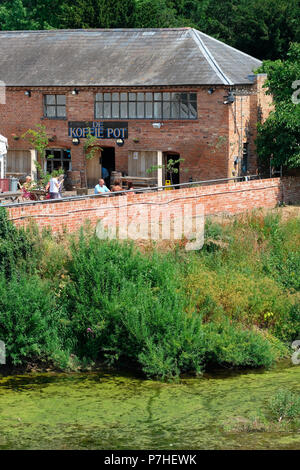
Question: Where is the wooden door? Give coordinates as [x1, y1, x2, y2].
[128, 151, 157, 177]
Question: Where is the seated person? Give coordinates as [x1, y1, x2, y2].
[21, 175, 37, 200]
[111, 180, 123, 192]
[95, 178, 110, 194]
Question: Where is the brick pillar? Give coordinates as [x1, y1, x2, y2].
[71, 144, 86, 187]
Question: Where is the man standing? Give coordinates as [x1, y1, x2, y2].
[102, 167, 110, 187]
[49, 175, 62, 199]
[94, 178, 110, 194]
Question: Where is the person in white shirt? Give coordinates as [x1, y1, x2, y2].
[49, 176, 63, 199]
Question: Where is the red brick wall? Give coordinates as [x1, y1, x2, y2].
[0, 81, 272, 184]
[6, 177, 298, 235]
[281, 177, 300, 204]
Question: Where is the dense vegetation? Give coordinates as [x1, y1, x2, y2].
[256, 43, 300, 171]
[0, 207, 299, 379]
[0, 0, 299, 60]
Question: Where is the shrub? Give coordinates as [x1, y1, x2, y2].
[201, 319, 275, 368]
[0, 273, 69, 367]
[61, 235, 276, 378]
[0, 208, 33, 277]
[268, 390, 300, 422]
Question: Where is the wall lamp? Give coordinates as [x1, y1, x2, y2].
[208, 87, 215, 95]
[116, 138, 124, 147]
[71, 88, 79, 95]
[223, 91, 235, 104]
[72, 137, 80, 145]
[24, 90, 31, 97]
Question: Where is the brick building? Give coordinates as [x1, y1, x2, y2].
[0, 28, 272, 187]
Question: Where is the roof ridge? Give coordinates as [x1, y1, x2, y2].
[0, 27, 192, 34]
[197, 30, 262, 64]
[191, 29, 233, 86]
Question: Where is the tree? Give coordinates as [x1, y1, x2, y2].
[22, 0, 65, 29]
[22, 124, 49, 183]
[135, 0, 178, 28]
[0, 0, 38, 30]
[97, 0, 136, 28]
[256, 43, 300, 170]
[147, 158, 184, 185]
[199, 0, 300, 60]
[58, 0, 101, 29]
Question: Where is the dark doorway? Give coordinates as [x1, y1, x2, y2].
[101, 147, 115, 187]
[164, 153, 180, 186]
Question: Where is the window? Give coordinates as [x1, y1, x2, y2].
[95, 92, 197, 120]
[45, 149, 71, 173]
[44, 95, 66, 118]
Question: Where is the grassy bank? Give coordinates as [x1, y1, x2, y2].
[0, 207, 299, 380]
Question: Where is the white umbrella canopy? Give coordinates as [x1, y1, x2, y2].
[0, 134, 8, 179]
[0, 134, 7, 155]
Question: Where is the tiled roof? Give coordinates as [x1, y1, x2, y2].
[0, 28, 262, 86]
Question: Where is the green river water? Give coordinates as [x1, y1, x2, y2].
[1, 362, 300, 450]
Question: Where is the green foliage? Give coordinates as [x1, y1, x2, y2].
[97, 0, 136, 28]
[205, 0, 300, 61]
[22, 124, 49, 161]
[268, 390, 300, 422]
[185, 210, 300, 342]
[256, 43, 300, 170]
[147, 158, 184, 184]
[1, 209, 299, 379]
[84, 129, 103, 160]
[135, 0, 179, 28]
[201, 320, 275, 368]
[0, 272, 69, 366]
[59, 233, 276, 379]
[0, 208, 33, 277]
[0, 0, 38, 30]
[22, 124, 50, 183]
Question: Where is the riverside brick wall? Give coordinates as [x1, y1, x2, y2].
[6, 177, 299, 234]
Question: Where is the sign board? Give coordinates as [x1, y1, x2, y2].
[68, 121, 128, 139]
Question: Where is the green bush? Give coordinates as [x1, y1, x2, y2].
[0, 273, 69, 366]
[201, 320, 275, 368]
[0, 208, 33, 277]
[61, 234, 276, 378]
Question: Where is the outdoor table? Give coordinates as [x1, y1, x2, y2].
[119, 176, 157, 187]
[30, 189, 48, 200]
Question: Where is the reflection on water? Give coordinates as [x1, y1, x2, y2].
[0, 363, 300, 450]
